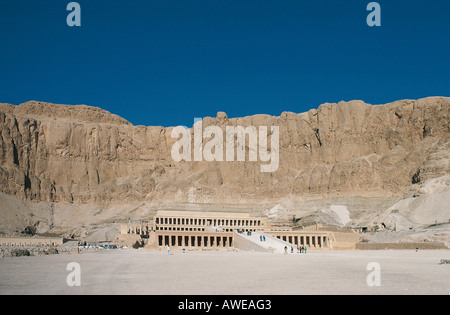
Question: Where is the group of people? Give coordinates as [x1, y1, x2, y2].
[236, 229, 254, 236]
[284, 245, 308, 254]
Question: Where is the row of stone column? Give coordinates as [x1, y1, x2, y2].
[127, 224, 150, 235]
[156, 217, 261, 228]
[274, 234, 328, 248]
[158, 234, 233, 248]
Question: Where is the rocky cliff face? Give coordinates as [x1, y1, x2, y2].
[0, 97, 449, 207]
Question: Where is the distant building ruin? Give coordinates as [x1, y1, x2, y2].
[0, 236, 64, 247]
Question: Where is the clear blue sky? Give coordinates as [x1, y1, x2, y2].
[1, 0, 449, 127]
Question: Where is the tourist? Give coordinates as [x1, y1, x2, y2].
[284, 246, 287, 254]
[167, 245, 171, 255]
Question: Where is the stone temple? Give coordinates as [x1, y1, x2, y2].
[119, 210, 360, 253]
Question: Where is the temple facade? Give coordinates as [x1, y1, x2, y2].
[121, 210, 334, 251]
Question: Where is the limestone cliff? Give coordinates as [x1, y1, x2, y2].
[0, 97, 449, 207]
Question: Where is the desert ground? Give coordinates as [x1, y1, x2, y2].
[0, 249, 449, 295]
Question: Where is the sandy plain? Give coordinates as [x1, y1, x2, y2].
[0, 249, 449, 295]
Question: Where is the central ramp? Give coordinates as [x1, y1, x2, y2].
[233, 231, 297, 254]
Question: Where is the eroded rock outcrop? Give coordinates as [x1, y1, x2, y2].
[0, 97, 449, 206]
